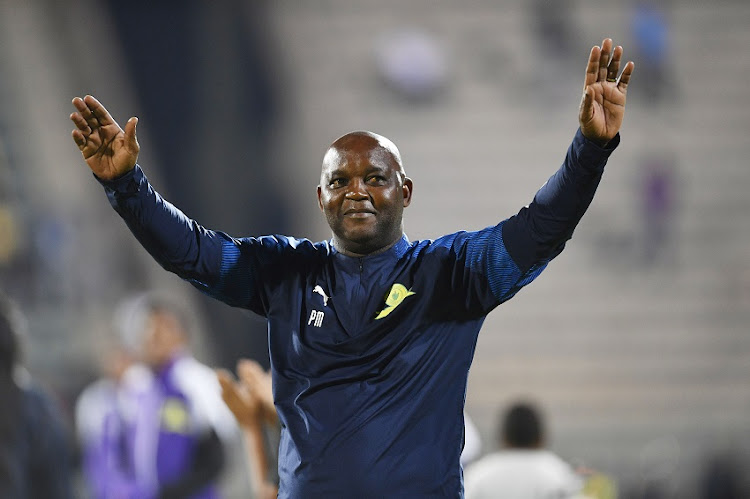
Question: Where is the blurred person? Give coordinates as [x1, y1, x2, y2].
[638, 150, 678, 265]
[464, 402, 583, 499]
[0, 292, 74, 499]
[531, 0, 576, 62]
[218, 359, 279, 499]
[528, 0, 581, 103]
[374, 27, 448, 102]
[700, 452, 747, 499]
[631, 0, 671, 104]
[114, 295, 238, 498]
[75, 337, 143, 498]
[462, 411, 482, 467]
[70, 38, 634, 497]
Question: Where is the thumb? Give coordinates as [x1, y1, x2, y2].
[579, 87, 594, 124]
[124, 117, 139, 152]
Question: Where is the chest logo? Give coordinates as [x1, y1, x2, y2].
[375, 283, 416, 320]
[160, 398, 189, 433]
[313, 285, 329, 306]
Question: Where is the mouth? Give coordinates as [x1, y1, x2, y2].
[343, 209, 376, 219]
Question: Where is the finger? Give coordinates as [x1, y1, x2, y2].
[124, 116, 139, 151]
[73, 96, 100, 130]
[598, 38, 613, 82]
[70, 112, 91, 133]
[237, 358, 262, 373]
[218, 379, 244, 408]
[617, 61, 635, 92]
[237, 359, 264, 386]
[83, 95, 117, 127]
[607, 45, 623, 82]
[72, 129, 87, 149]
[584, 46, 600, 88]
[580, 87, 594, 123]
[216, 369, 235, 389]
[72, 97, 88, 113]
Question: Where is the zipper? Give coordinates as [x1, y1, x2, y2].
[356, 258, 364, 304]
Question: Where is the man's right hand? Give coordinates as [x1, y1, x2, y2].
[70, 95, 139, 181]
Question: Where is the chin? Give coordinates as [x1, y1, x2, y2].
[340, 222, 377, 242]
[335, 230, 377, 252]
[345, 232, 377, 247]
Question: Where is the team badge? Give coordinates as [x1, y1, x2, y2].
[160, 397, 189, 433]
[375, 283, 415, 319]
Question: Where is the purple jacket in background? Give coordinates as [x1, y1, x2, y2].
[77, 356, 236, 499]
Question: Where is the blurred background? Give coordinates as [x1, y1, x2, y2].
[1, 0, 749, 497]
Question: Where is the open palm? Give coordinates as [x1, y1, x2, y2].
[579, 39, 635, 146]
[70, 95, 139, 181]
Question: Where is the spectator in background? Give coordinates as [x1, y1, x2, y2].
[528, 0, 580, 102]
[218, 358, 279, 499]
[115, 294, 238, 498]
[631, 0, 671, 104]
[462, 411, 482, 467]
[531, 0, 576, 62]
[464, 401, 583, 499]
[639, 150, 678, 265]
[700, 452, 747, 499]
[75, 337, 143, 498]
[0, 292, 74, 499]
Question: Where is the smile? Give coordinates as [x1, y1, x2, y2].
[344, 211, 376, 218]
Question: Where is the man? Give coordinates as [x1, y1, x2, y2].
[112, 295, 237, 498]
[463, 402, 583, 499]
[70, 39, 633, 497]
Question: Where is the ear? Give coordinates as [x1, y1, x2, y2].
[317, 185, 324, 212]
[402, 177, 413, 208]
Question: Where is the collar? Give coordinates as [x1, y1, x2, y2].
[330, 234, 411, 269]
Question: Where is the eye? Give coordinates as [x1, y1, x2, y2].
[366, 175, 387, 185]
[329, 178, 346, 188]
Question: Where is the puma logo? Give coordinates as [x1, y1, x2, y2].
[313, 285, 329, 306]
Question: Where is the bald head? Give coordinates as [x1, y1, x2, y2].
[322, 131, 405, 182]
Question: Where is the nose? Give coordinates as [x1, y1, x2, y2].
[345, 178, 369, 200]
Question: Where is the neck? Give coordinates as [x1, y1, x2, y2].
[333, 234, 402, 257]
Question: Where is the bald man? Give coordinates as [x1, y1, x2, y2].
[71, 39, 633, 497]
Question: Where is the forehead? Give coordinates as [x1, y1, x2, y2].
[321, 133, 402, 177]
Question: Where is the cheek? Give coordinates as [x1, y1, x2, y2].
[320, 193, 339, 212]
[377, 190, 404, 213]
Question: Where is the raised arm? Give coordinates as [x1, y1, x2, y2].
[70, 96, 265, 310]
[445, 39, 635, 310]
[502, 38, 635, 271]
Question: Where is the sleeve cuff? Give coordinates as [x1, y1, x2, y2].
[572, 128, 620, 172]
[94, 165, 145, 195]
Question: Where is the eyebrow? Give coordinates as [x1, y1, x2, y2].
[326, 164, 389, 179]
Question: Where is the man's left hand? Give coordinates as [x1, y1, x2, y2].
[579, 38, 635, 146]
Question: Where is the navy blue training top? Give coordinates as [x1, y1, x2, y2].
[99, 129, 618, 498]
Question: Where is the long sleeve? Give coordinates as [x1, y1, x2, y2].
[97, 166, 256, 308]
[502, 128, 619, 272]
[433, 128, 619, 312]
